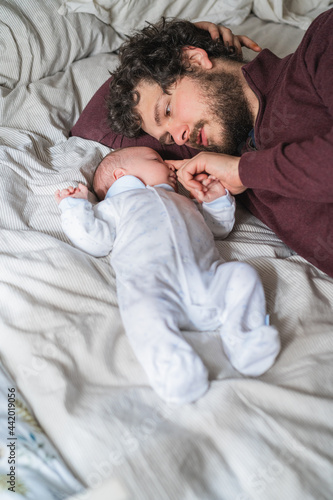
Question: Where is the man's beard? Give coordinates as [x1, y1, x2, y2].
[188, 68, 254, 155]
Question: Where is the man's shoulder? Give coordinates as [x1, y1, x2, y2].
[295, 8, 333, 54]
[309, 7, 333, 33]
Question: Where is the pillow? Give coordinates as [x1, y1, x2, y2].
[252, 0, 332, 29]
[287, 0, 332, 15]
[0, 0, 120, 90]
[70, 77, 199, 160]
[59, 0, 252, 35]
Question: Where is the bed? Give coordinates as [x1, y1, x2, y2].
[0, 1, 333, 499]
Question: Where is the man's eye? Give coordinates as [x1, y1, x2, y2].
[165, 103, 171, 116]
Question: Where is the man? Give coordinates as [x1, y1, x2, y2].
[107, 11, 333, 277]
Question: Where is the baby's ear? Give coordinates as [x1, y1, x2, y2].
[113, 168, 126, 180]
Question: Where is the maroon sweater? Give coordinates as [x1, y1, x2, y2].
[239, 9, 333, 277]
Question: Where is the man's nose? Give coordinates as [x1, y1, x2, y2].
[169, 124, 189, 146]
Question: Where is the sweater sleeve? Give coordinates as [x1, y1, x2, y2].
[239, 10, 333, 203]
[59, 198, 114, 257]
[239, 127, 333, 203]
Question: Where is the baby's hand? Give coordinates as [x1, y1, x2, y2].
[192, 175, 226, 203]
[54, 183, 89, 205]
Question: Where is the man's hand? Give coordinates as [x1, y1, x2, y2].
[193, 22, 262, 56]
[168, 152, 247, 196]
[55, 183, 89, 205]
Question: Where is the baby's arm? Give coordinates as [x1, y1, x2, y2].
[195, 176, 236, 239]
[55, 184, 114, 257]
[55, 183, 89, 204]
[192, 175, 226, 203]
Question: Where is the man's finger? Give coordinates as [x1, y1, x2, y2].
[194, 173, 209, 182]
[238, 35, 262, 51]
[182, 176, 204, 192]
[166, 159, 188, 170]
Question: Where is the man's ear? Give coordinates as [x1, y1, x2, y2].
[113, 168, 126, 180]
[182, 46, 213, 70]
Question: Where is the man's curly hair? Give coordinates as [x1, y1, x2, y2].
[107, 18, 242, 138]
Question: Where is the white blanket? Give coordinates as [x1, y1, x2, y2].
[1, 1, 333, 499]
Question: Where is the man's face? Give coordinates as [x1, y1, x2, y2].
[135, 68, 254, 155]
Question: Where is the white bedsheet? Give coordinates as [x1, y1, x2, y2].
[0, 1, 333, 499]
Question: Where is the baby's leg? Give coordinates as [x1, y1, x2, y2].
[119, 293, 209, 404]
[214, 262, 280, 376]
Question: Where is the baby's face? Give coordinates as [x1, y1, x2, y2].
[121, 147, 177, 189]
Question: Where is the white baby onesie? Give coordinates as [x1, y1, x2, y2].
[59, 176, 280, 404]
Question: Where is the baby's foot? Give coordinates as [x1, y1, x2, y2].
[152, 342, 209, 404]
[221, 325, 280, 376]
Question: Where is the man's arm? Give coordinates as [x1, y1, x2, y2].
[239, 129, 333, 203]
[175, 129, 333, 202]
[240, 10, 333, 202]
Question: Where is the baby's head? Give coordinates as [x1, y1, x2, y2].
[93, 147, 177, 200]
[93, 148, 126, 200]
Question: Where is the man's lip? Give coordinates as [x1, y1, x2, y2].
[196, 128, 208, 147]
[200, 128, 208, 147]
